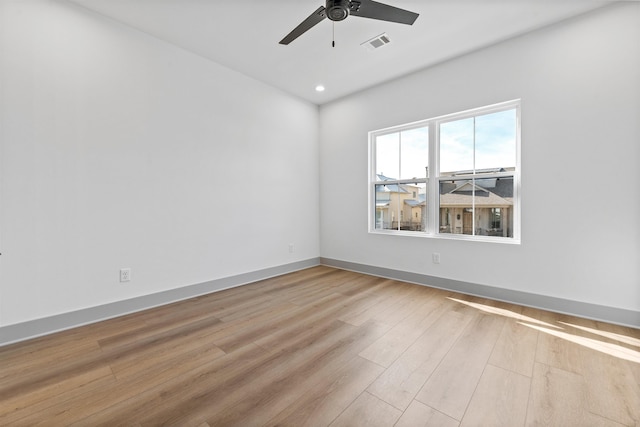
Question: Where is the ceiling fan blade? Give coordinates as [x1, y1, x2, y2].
[280, 6, 327, 45]
[350, 0, 419, 25]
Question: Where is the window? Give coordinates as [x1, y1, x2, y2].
[369, 100, 520, 242]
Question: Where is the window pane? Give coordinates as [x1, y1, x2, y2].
[375, 133, 399, 180]
[439, 176, 514, 237]
[475, 109, 516, 171]
[440, 117, 473, 176]
[474, 177, 514, 237]
[400, 181, 426, 231]
[399, 126, 429, 180]
[439, 178, 473, 234]
[375, 182, 426, 231]
[375, 184, 397, 230]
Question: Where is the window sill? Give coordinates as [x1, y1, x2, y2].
[369, 229, 521, 245]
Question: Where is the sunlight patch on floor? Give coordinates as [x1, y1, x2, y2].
[558, 322, 640, 348]
[520, 323, 640, 364]
[448, 297, 559, 328]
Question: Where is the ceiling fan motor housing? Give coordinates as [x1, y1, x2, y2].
[326, 0, 351, 21]
[279, 0, 414, 45]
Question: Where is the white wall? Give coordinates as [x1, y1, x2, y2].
[319, 3, 640, 312]
[0, 0, 320, 326]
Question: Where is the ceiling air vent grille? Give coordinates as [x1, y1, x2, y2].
[361, 33, 391, 51]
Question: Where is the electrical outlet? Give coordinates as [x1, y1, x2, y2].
[120, 268, 131, 282]
[288, 244, 295, 253]
[432, 253, 441, 264]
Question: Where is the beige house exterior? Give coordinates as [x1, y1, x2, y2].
[375, 176, 425, 231]
[439, 181, 513, 237]
[375, 174, 514, 237]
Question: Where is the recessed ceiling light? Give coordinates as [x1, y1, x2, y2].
[315, 85, 326, 92]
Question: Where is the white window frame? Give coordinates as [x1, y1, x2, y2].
[369, 99, 521, 244]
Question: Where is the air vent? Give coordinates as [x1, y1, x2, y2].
[361, 33, 391, 51]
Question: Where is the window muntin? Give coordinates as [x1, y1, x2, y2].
[370, 100, 520, 242]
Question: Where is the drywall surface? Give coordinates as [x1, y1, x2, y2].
[0, 0, 319, 326]
[319, 3, 640, 315]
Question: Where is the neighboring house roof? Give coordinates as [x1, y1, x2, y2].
[449, 167, 506, 176]
[440, 177, 513, 199]
[378, 183, 409, 193]
[376, 174, 396, 181]
[452, 181, 485, 193]
[441, 182, 513, 207]
[404, 199, 425, 207]
[376, 175, 424, 195]
[376, 174, 513, 208]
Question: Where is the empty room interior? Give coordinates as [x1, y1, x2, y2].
[1, 0, 639, 425]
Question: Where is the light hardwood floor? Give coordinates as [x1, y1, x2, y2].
[1, 266, 639, 426]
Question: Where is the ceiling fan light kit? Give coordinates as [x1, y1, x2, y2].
[279, 0, 419, 45]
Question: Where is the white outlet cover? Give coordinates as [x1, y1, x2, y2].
[120, 268, 131, 282]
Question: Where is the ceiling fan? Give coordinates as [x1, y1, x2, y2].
[279, 0, 419, 45]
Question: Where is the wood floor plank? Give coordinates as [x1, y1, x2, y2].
[0, 338, 102, 387]
[97, 314, 223, 352]
[287, 269, 355, 306]
[199, 324, 390, 427]
[252, 293, 361, 353]
[359, 290, 452, 367]
[202, 302, 304, 352]
[528, 308, 592, 376]
[366, 307, 475, 411]
[0, 366, 116, 425]
[459, 364, 530, 427]
[14, 342, 233, 426]
[415, 310, 505, 420]
[337, 280, 399, 326]
[367, 282, 440, 327]
[488, 314, 539, 377]
[525, 362, 622, 427]
[581, 349, 640, 426]
[63, 343, 271, 426]
[350, 280, 415, 318]
[337, 274, 392, 297]
[264, 356, 385, 427]
[109, 327, 227, 380]
[395, 401, 459, 427]
[328, 392, 403, 427]
[139, 320, 389, 426]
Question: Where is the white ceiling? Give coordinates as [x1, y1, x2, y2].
[68, 0, 613, 105]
